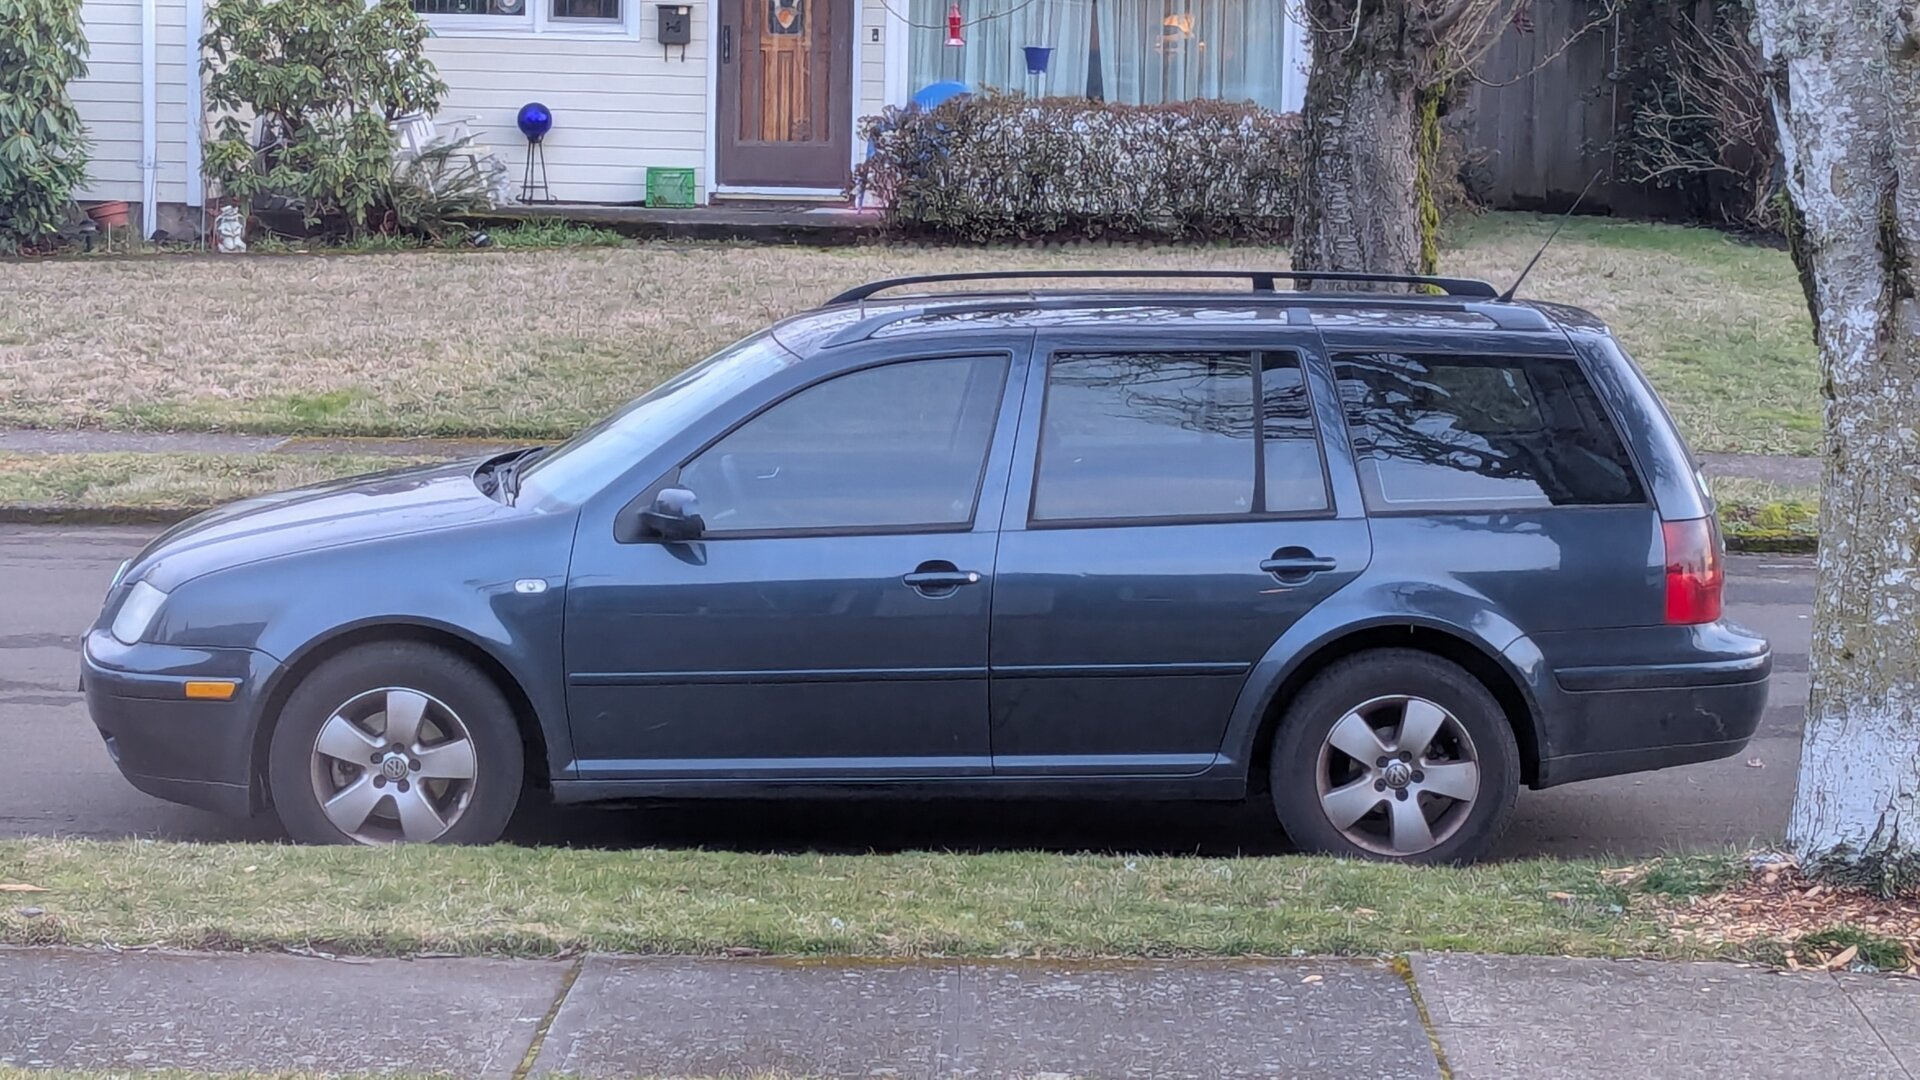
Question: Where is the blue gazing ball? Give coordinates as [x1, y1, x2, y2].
[517, 102, 554, 143]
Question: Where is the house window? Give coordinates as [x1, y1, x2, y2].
[551, 0, 620, 18]
[907, 0, 1292, 111]
[413, 0, 526, 14]
[412, 0, 633, 32]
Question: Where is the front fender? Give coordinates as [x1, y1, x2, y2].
[149, 509, 579, 783]
[1216, 574, 1545, 778]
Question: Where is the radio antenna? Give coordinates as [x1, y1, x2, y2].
[1499, 170, 1605, 302]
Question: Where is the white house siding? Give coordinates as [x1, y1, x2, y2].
[425, 14, 709, 206]
[858, 0, 886, 126]
[71, 0, 196, 209]
[428, 0, 885, 203]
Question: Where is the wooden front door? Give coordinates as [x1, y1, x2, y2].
[716, 0, 854, 190]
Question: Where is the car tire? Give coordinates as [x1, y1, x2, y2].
[268, 641, 523, 845]
[1269, 648, 1519, 865]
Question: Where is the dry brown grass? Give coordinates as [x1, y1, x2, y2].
[0, 214, 1818, 452]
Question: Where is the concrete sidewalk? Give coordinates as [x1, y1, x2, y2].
[3, 947, 1915, 1078]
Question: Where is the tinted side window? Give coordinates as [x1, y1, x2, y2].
[1033, 351, 1328, 522]
[1336, 352, 1644, 509]
[680, 355, 1007, 533]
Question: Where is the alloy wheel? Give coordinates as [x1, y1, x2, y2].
[1313, 694, 1482, 856]
[308, 686, 478, 844]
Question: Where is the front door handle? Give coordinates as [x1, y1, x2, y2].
[1261, 547, 1338, 583]
[903, 560, 983, 596]
[721, 24, 731, 63]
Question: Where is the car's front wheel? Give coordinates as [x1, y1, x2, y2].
[1269, 648, 1519, 864]
[267, 641, 523, 845]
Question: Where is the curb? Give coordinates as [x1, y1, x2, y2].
[0, 505, 205, 526]
[1726, 535, 1817, 554]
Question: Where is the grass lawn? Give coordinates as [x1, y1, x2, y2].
[0, 839, 1746, 961]
[0, 453, 432, 511]
[0, 213, 1820, 455]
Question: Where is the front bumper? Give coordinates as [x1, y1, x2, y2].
[82, 630, 280, 817]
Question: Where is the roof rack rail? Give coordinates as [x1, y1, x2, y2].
[824, 269, 1501, 305]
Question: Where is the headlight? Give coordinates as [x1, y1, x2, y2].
[110, 580, 168, 645]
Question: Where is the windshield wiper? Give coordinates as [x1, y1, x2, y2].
[497, 447, 548, 503]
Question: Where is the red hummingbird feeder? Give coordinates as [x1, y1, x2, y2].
[945, 1, 965, 46]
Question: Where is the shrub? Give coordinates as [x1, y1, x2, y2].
[0, 0, 90, 252]
[201, 0, 446, 237]
[380, 138, 496, 242]
[855, 94, 1301, 242]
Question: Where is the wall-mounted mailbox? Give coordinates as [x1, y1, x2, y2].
[657, 4, 692, 45]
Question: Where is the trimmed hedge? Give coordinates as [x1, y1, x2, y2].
[855, 94, 1301, 242]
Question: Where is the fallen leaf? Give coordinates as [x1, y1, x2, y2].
[1827, 945, 1858, 970]
[721, 946, 766, 957]
[1301, 974, 1323, 984]
[0, 884, 45, 893]
[1549, 891, 1575, 905]
[14, 907, 44, 918]
[1352, 907, 1378, 917]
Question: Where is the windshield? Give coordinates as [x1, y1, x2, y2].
[513, 332, 801, 508]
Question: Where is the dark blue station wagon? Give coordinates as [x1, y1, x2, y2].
[84, 271, 1771, 862]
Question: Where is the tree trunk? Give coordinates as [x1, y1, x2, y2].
[1756, 0, 1920, 894]
[1292, 5, 1422, 283]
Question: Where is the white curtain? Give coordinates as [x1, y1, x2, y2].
[908, 0, 1097, 99]
[1099, 0, 1288, 110]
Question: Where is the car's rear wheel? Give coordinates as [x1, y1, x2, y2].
[1269, 649, 1519, 864]
[267, 641, 523, 845]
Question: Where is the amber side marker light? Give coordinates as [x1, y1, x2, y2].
[183, 681, 238, 701]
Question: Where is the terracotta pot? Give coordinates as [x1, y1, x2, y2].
[86, 201, 132, 228]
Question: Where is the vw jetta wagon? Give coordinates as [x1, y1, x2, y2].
[84, 270, 1770, 862]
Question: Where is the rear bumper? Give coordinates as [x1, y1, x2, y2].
[1522, 627, 1771, 788]
[82, 630, 278, 817]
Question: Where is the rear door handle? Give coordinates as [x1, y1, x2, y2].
[903, 570, 982, 589]
[1261, 550, 1338, 582]
[721, 24, 731, 63]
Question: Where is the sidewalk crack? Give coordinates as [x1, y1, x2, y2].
[512, 955, 584, 1080]
[1834, 971, 1914, 1080]
[1390, 955, 1455, 1080]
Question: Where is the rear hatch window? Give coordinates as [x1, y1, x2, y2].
[1335, 352, 1645, 511]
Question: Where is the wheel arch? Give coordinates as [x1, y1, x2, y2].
[249, 619, 553, 812]
[1241, 621, 1544, 792]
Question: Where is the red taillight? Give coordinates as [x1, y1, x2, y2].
[1663, 517, 1724, 624]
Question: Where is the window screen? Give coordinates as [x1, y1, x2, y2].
[679, 355, 1006, 533]
[1335, 352, 1645, 509]
[1033, 351, 1327, 522]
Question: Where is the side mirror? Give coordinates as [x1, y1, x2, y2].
[639, 486, 705, 541]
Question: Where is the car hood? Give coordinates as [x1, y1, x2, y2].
[127, 458, 515, 592]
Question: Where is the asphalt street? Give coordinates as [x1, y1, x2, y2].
[0, 524, 1812, 858]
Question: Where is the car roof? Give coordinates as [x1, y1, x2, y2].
[771, 272, 1606, 356]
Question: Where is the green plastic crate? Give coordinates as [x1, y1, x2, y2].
[646, 166, 697, 208]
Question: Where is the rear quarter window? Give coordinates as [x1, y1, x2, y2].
[1335, 352, 1645, 511]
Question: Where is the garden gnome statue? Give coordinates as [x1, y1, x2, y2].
[215, 205, 246, 253]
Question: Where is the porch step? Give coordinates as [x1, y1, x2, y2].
[470, 202, 876, 246]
